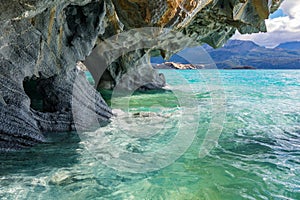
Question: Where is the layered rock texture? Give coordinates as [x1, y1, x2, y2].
[0, 0, 282, 150]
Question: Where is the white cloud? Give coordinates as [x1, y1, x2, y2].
[232, 0, 300, 48]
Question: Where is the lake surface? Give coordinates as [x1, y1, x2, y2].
[1, 70, 300, 199]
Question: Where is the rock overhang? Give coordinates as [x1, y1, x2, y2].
[0, 0, 283, 150]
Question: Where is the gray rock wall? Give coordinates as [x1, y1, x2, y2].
[0, 1, 112, 151]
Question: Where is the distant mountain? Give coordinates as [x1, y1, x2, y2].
[151, 40, 300, 69]
[151, 56, 165, 64]
[151, 46, 215, 65]
[204, 40, 300, 69]
[276, 41, 300, 51]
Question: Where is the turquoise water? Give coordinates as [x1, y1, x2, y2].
[1, 70, 300, 199]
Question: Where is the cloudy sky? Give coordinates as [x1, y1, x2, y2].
[232, 0, 300, 48]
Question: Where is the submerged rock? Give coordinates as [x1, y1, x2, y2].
[0, 0, 283, 150]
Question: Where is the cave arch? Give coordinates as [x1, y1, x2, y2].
[23, 76, 45, 112]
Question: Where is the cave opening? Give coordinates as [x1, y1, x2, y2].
[23, 76, 44, 112]
[23, 75, 60, 113]
[77, 61, 115, 107]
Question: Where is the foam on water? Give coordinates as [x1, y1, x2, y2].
[0, 70, 300, 199]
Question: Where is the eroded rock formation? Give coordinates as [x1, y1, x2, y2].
[0, 1, 112, 150]
[0, 0, 283, 150]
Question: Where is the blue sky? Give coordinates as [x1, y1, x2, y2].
[269, 9, 287, 19]
[232, 0, 300, 48]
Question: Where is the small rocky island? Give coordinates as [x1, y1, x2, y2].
[153, 62, 205, 70]
[224, 66, 257, 70]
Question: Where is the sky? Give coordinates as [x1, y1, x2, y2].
[232, 0, 300, 48]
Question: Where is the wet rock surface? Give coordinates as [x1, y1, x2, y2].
[0, 1, 112, 151]
[0, 0, 283, 150]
